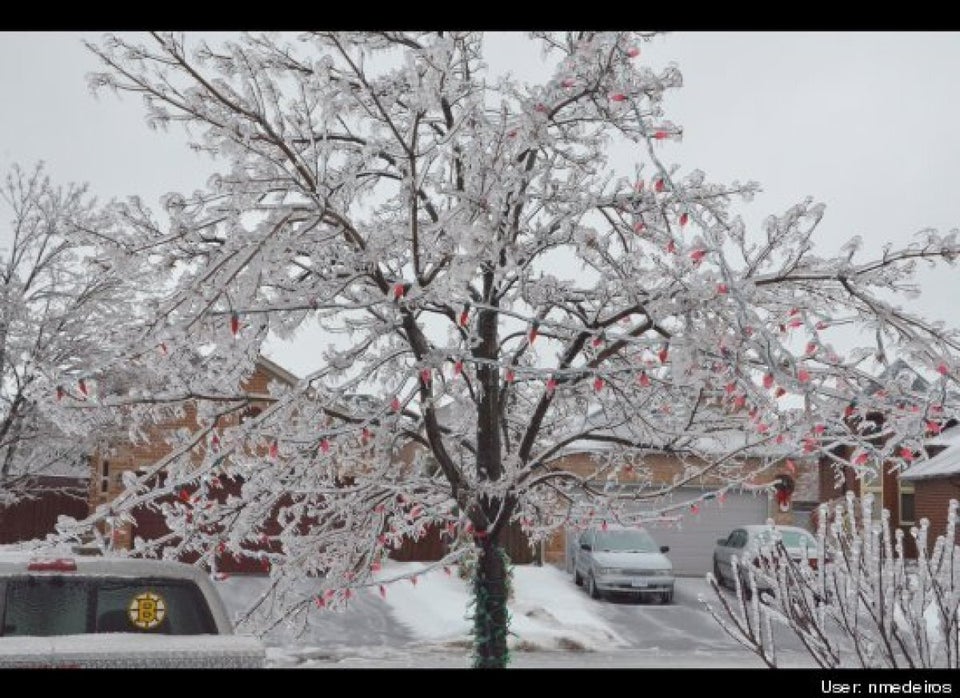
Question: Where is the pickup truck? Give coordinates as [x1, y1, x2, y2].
[0, 550, 265, 668]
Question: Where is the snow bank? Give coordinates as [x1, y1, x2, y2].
[378, 562, 626, 652]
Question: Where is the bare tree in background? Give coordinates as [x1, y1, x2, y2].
[0, 163, 135, 506]
[58, 32, 960, 667]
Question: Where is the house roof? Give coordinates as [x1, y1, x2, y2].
[900, 443, 960, 482]
[255, 354, 299, 387]
[900, 425, 960, 482]
[558, 406, 792, 459]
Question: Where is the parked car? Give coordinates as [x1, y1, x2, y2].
[573, 526, 675, 603]
[713, 525, 820, 596]
[0, 549, 265, 668]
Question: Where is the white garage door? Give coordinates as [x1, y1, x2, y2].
[643, 488, 770, 576]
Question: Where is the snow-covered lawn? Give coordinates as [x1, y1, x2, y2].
[216, 562, 626, 667]
[377, 562, 626, 652]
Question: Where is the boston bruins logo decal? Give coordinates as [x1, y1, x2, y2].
[128, 592, 167, 629]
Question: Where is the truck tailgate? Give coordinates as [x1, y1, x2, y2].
[0, 633, 266, 668]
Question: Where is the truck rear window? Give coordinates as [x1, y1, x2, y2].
[0, 577, 217, 637]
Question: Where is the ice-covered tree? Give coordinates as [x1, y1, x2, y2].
[0, 163, 136, 506]
[65, 32, 960, 667]
[703, 494, 960, 668]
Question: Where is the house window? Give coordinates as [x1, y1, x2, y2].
[900, 481, 916, 525]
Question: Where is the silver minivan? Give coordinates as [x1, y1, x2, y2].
[573, 526, 675, 603]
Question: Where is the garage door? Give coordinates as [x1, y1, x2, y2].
[642, 488, 770, 576]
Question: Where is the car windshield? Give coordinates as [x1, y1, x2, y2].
[756, 530, 816, 550]
[0, 576, 217, 637]
[594, 530, 659, 553]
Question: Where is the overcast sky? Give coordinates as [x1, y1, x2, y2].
[2, 32, 959, 377]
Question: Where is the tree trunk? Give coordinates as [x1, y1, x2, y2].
[472, 537, 510, 668]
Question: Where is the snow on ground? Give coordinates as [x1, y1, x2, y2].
[376, 562, 626, 652]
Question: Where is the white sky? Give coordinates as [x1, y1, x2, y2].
[2, 32, 959, 378]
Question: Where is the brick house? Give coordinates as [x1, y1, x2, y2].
[89, 355, 298, 572]
[899, 427, 960, 542]
[539, 415, 819, 575]
[816, 360, 958, 556]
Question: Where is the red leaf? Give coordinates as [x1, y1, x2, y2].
[900, 447, 914, 462]
[210, 434, 220, 451]
[717, 283, 728, 294]
[658, 347, 669, 364]
[593, 376, 604, 392]
[391, 396, 401, 412]
[528, 325, 539, 344]
[666, 240, 676, 254]
[690, 249, 706, 265]
[534, 103, 548, 113]
[654, 178, 665, 193]
[315, 596, 326, 609]
[638, 371, 651, 387]
[654, 130, 670, 140]
[805, 342, 818, 356]
[454, 360, 463, 377]
[813, 424, 825, 435]
[507, 129, 518, 138]
[601, 520, 608, 532]
[691, 503, 700, 515]
[393, 283, 406, 300]
[592, 335, 604, 348]
[927, 421, 942, 435]
[610, 93, 628, 102]
[853, 452, 869, 466]
[775, 387, 787, 398]
[763, 373, 775, 389]
[938, 363, 950, 376]
[420, 368, 432, 386]
[561, 78, 576, 88]
[546, 377, 558, 394]
[633, 221, 645, 233]
[230, 312, 240, 337]
[459, 310, 469, 327]
[55, 386, 64, 402]
[361, 427, 373, 444]
[269, 441, 279, 459]
[320, 438, 331, 454]
[815, 321, 830, 330]
[679, 212, 689, 227]
[505, 369, 515, 383]
[627, 47, 641, 58]
[798, 369, 811, 383]
[78, 378, 88, 396]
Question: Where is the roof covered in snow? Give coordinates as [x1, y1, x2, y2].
[901, 426, 960, 481]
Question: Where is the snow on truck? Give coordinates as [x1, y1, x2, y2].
[0, 551, 265, 668]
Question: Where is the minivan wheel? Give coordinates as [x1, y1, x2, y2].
[587, 573, 601, 600]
